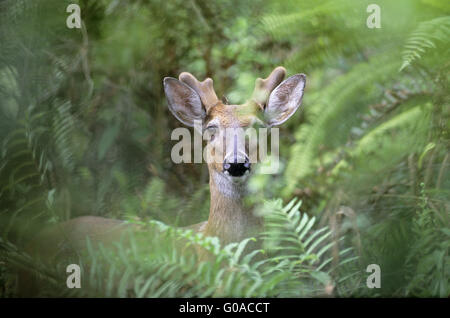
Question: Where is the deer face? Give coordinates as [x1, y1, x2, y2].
[164, 67, 306, 184]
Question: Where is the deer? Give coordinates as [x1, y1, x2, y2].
[164, 66, 306, 245]
[17, 66, 306, 295]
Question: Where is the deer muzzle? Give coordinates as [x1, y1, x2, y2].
[223, 132, 251, 177]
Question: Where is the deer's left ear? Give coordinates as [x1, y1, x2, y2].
[264, 74, 306, 127]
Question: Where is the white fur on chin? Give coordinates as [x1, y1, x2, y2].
[212, 170, 250, 198]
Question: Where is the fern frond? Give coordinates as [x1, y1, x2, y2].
[284, 53, 401, 195]
[400, 16, 450, 71]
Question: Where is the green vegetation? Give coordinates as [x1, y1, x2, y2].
[0, 0, 449, 297]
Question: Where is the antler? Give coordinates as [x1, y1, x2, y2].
[179, 72, 219, 112]
[251, 66, 286, 109]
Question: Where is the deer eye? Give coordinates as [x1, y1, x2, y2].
[205, 125, 218, 141]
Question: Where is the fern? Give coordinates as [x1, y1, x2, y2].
[404, 184, 449, 297]
[0, 199, 358, 297]
[400, 16, 450, 71]
[284, 53, 401, 195]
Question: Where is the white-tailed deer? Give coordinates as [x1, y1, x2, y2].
[19, 66, 306, 295]
[164, 66, 305, 245]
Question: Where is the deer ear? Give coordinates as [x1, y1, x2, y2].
[264, 74, 306, 127]
[163, 77, 205, 127]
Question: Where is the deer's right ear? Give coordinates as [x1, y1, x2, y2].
[163, 77, 205, 127]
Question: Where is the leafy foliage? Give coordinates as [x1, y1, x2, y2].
[0, 0, 449, 297]
[400, 16, 450, 71]
[1, 199, 357, 297]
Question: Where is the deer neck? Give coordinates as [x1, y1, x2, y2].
[204, 170, 263, 245]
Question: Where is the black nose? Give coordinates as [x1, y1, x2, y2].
[223, 158, 251, 177]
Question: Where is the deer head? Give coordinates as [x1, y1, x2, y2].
[163, 67, 306, 192]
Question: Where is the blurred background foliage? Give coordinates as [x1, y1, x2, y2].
[0, 0, 449, 297]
